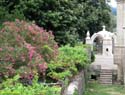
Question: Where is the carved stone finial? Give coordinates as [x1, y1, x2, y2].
[87, 31, 90, 37]
[102, 25, 106, 31]
[86, 31, 91, 44]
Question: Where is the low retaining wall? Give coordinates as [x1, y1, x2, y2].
[62, 70, 86, 95]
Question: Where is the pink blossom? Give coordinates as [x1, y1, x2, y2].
[9, 47, 14, 51]
[25, 43, 36, 60]
[29, 49, 35, 60]
[40, 28, 44, 33]
[54, 44, 58, 49]
[28, 25, 34, 32]
[38, 62, 48, 72]
[0, 48, 2, 51]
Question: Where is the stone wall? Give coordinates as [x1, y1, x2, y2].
[62, 70, 86, 95]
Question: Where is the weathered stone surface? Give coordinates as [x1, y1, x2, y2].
[91, 55, 117, 70]
[114, 0, 125, 84]
[63, 70, 86, 95]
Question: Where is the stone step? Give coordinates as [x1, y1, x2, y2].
[91, 54, 115, 85]
[100, 75, 112, 77]
[100, 78, 112, 80]
[100, 73, 112, 75]
[100, 72, 112, 74]
[100, 75, 112, 78]
[100, 79, 112, 81]
[100, 74, 112, 77]
[99, 80, 112, 83]
[100, 79, 112, 82]
[100, 74, 112, 76]
[101, 71, 112, 73]
[100, 77, 112, 80]
[101, 69, 113, 72]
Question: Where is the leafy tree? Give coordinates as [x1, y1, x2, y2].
[0, 0, 25, 24]
[0, 0, 114, 45]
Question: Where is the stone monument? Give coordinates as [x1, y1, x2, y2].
[86, 26, 114, 56]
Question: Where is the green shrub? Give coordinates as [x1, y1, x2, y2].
[48, 44, 91, 81]
[0, 75, 61, 95]
[58, 45, 90, 67]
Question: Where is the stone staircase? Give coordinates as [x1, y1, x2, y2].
[90, 55, 118, 85]
[99, 69, 112, 85]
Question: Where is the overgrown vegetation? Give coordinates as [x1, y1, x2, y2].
[47, 45, 90, 82]
[0, 20, 91, 94]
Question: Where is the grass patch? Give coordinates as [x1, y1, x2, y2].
[84, 81, 125, 95]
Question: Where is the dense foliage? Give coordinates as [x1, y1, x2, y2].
[48, 45, 90, 81]
[0, 0, 115, 45]
[0, 20, 58, 83]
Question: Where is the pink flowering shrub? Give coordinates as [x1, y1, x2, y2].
[0, 19, 58, 82]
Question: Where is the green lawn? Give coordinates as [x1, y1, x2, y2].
[84, 81, 125, 95]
